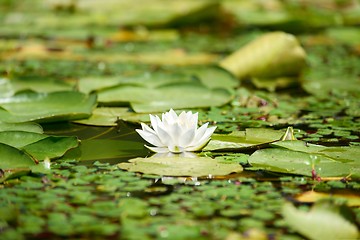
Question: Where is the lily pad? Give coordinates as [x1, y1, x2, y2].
[248, 148, 352, 177]
[0, 131, 79, 160]
[282, 201, 359, 240]
[97, 82, 232, 113]
[74, 107, 154, 126]
[0, 91, 97, 123]
[204, 128, 286, 151]
[0, 122, 43, 133]
[0, 143, 36, 170]
[79, 66, 236, 94]
[118, 156, 243, 177]
[23, 136, 79, 160]
[1, 78, 74, 95]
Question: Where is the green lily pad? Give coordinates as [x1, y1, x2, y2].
[282, 201, 359, 240]
[97, 82, 232, 113]
[23, 136, 79, 160]
[272, 141, 360, 164]
[1, 78, 73, 95]
[74, 107, 152, 126]
[0, 131, 79, 160]
[0, 91, 97, 123]
[0, 122, 43, 133]
[118, 156, 243, 177]
[79, 66, 237, 94]
[0, 143, 36, 170]
[0, 131, 47, 148]
[248, 148, 352, 177]
[204, 128, 286, 151]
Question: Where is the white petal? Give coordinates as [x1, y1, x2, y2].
[168, 109, 178, 122]
[179, 128, 196, 147]
[188, 112, 198, 130]
[156, 125, 174, 146]
[191, 122, 209, 144]
[140, 122, 156, 135]
[136, 129, 164, 147]
[186, 126, 216, 151]
[145, 145, 169, 153]
[178, 111, 188, 125]
[166, 123, 182, 146]
[150, 114, 161, 133]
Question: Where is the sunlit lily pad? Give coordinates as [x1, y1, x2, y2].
[0, 91, 97, 123]
[248, 148, 353, 177]
[204, 128, 286, 151]
[118, 156, 243, 177]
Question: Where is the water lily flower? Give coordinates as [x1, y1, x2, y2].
[136, 109, 216, 153]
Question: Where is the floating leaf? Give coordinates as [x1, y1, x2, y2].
[0, 131, 79, 160]
[0, 122, 43, 133]
[283, 201, 359, 240]
[0, 91, 97, 123]
[118, 156, 243, 177]
[23, 136, 79, 160]
[0, 143, 35, 170]
[1, 78, 73, 95]
[97, 82, 232, 113]
[205, 128, 286, 152]
[248, 148, 352, 177]
[0, 131, 47, 148]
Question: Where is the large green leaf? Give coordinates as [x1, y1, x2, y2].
[79, 66, 237, 94]
[248, 148, 352, 177]
[0, 131, 79, 160]
[272, 141, 360, 164]
[0, 122, 43, 133]
[0, 131, 47, 148]
[23, 136, 79, 160]
[0, 143, 36, 170]
[283, 201, 359, 240]
[74, 107, 152, 126]
[0, 91, 97, 123]
[97, 82, 232, 112]
[1, 78, 73, 96]
[204, 128, 286, 151]
[118, 156, 243, 177]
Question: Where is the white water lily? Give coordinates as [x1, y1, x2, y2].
[136, 109, 216, 153]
